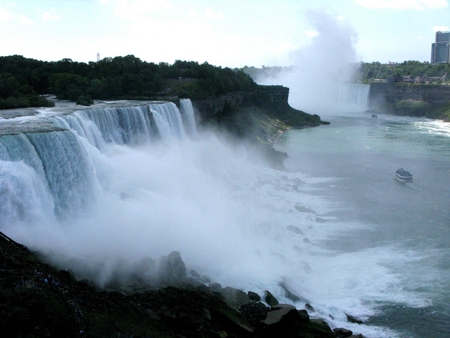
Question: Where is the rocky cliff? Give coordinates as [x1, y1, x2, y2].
[0, 231, 358, 338]
[369, 83, 450, 120]
[191, 85, 326, 144]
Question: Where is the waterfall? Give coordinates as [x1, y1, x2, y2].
[179, 98, 197, 136]
[150, 102, 186, 140]
[0, 100, 195, 224]
[336, 84, 370, 112]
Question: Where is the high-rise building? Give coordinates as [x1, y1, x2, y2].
[431, 31, 450, 64]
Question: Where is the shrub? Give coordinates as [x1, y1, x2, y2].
[76, 95, 93, 106]
[393, 99, 430, 116]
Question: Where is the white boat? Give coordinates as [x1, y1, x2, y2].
[395, 168, 413, 182]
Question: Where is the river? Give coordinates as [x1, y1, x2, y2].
[274, 111, 450, 338]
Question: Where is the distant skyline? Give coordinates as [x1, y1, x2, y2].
[0, 0, 449, 67]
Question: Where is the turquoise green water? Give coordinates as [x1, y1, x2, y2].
[275, 112, 450, 338]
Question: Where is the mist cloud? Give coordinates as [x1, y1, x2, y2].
[257, 10, 361, 114]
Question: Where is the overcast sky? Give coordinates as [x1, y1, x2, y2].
[0, 0, 449, 67]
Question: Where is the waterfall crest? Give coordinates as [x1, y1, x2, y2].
[0, 100, 196, 225]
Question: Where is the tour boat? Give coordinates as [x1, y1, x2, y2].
[395, 168, 413, 182]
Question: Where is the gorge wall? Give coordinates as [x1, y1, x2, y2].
[369, 83, 450, 120]
[191, 85, 325, 145]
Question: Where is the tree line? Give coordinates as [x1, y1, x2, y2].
[357, 61, 450, 83]
[0, 55, 257, 109]
[240, 61, 450, 84]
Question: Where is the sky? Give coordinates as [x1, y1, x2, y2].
[0, 0, 449, 67]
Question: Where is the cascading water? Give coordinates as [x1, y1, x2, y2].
[336, 84, 370, 112]
[179, 98, 197, 136]
[0, 100, 197, 225]
[150, 102, 187, 140]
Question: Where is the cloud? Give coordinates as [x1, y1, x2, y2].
[1, 7, 33, 26]
[433, 25, 449, 32]
[304, 29, 319, 38]
[104, 0, 173, 19]
[354, 0, 448, 10]
[40, 9, 63, 21]
[205, 8, 224, 20]
[0, 8, 11, 22]
[18, 14, 33, 25]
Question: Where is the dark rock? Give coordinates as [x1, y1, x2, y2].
[240, 302, 269, 327]
[210, 282, 222, 292]
[59, 269, 77, 283]
[298, 309, 310, 322]
[0, 230, 340, 338]
[264, 304, 298, 325]
[159, 304, 177, 319]
[303, 237, 311, 244]
[200, 275, 211, 284]
[134, 256, 157, 276]
[279, 282, 301, 302]
[263, 290, 279, 306]
[286, 225, 304, 235]
[190, 269, 201, 278]
[333, 327, 353, 337]
[305, 303, 315, 312]
[311, 319, 331, 329]
[346, 313, 363, 324]
[202, 306, 212, 321]
[158, 251, 186, 282]
[295, 205, 316, 213]
[221, 286, 250, 309]
[146, 308, 160, 320]
[247, 291, 261, 302]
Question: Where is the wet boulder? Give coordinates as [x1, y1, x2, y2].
[333, 327, 353, 337]
[264, 304, 298, 325]
[220, 286, 250, 309]
[263, 290, 279, 306]
[158, 251, 186, 282]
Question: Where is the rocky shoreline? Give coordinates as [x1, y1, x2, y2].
[1, 231, 364, 337]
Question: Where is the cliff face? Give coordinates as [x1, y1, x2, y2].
[191, 85, 324, 144]
[369, 83, 450, 119]
[370, 83, 450, 105]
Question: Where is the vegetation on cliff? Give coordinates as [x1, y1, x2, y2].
[0, 55, 256, 109]
[357, 60, 450, 84]
[0, 54, 326, 147]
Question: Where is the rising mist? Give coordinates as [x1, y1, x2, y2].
[257, 10, 362, 114]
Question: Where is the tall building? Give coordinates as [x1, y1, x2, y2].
[431, 31, 450, 64]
